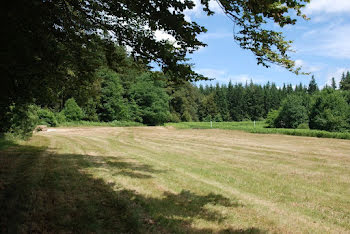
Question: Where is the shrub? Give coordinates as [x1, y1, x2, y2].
[214, 113, 223, 122]
[63, 98, 84, 121]
[55, 112, 66, 124]
[203, 115, 212, 122]
[7, 104, 39, 139]
[170, 112, 181, 123]
[181, 110, 192, 122]
[309, 89, 350, 132]
[297, 123, 309, 129]
[274, 94, 308, 129]
[83, 98, 99, 121]
[265, 109, 279, 128]
[37, 108, 58, 127]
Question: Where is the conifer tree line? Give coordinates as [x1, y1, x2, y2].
[3, 43, 350, 136]
[170, 72, 350, 131]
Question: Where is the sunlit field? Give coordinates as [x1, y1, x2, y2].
[1, 127, 350, 233]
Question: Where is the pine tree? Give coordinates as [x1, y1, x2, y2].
[228, 83, 246, 121]
[340, 71, 350, 91]
[244, 81, 264, 120]
[308, 75, 319, 94]
[286, 84, 294, 94]
[270, 83, 282, 110]
[199, 84, 204, 94]
[214, 84, 229, 121]
[331, 77, 337, 89]
[227, 81, 235, 120]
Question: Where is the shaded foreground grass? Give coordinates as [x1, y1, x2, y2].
[166, 121, 350, 140]
[0, 135, 261, 233]
[1, 127, 350, 233]
[0, 137, 16, 151]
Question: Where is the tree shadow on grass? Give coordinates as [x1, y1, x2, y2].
[58, 153, 166, 179]
[0, 143, 266, 233]
[0, 137, 17, 151]
[96, 156, 166, 179]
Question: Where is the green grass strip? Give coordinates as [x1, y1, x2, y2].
[166, 122, 350, 140]
[58, 121, 144, 127]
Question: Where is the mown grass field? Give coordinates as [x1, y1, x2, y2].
[166, 121, 350, 140]
[1, 126, 350, 233]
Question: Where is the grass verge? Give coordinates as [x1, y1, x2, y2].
[58, 120, 144, 127]
[165, 121, 350, 140]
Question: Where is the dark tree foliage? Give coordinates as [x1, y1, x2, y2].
[97, 68, 129, 122]
[3, 105, 39, 138]
[4, 1, 349, 137]
[244, 82, 264, 120]
[5, 39, 350, 135]
[200, 93, 220, 121]
[130, 74, 171, 125]
[169, 83, 202, 122]
[195, 80, 290, 122]
[227, 82, 245, 121]
[214, 83, 230, 121]
[2, 0, 309, 133]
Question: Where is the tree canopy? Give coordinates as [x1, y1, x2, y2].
[4, 0, 310, 82]
[2, 0, 311, 133]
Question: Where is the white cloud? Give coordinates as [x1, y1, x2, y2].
[184, 0, 223, 22]
[154, 30, 184, 48]
[318, 25, 350, 59]
[154, 30, 176, 43]
[295, 59, 322, 73]
[195, 68, 227, 80]
[140, 25, 178, 46]
[232, 74, 251, 83]
[195, 68, 269, 84]
[195, 68, 242, 83]
[298, 22, 350, 59]
[208, 0, 223, 14]
[309, 15, 330, 23]
[308, 66, 322, 73]
[304, 0, 350, 14]
[295, 59, 304, 67]
[184, 14, 192, 22]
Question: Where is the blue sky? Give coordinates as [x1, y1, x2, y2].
[170, 0, 350, 87]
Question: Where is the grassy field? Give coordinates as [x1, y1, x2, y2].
[1, 126, 350, 233]
[166, 121, 350, 140]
